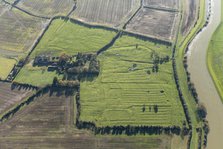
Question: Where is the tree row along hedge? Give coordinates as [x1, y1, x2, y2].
[75, 91, 190, 136]
[0, 85, 51, 123]
[180, 2, 211, 148]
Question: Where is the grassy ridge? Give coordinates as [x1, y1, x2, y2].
[15, 19, 117, 86]
[80, 36, 186, 127]
[31, 19, 117, 57]
[207, 0, 223, 102]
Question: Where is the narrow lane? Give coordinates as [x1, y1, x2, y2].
[187, 0, 223, 148]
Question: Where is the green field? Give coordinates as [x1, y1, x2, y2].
[15, 62, 63, 86]
[207, 1, 223, 102]
[0, 57, 16, 80]
[15, 19, 117, 86]
[31, 19, 117, 57]
[80, 36, 186, 127]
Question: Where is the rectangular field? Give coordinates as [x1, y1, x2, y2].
[16, 0, 75, 17]
[126, 8, 178, 41]
[72, 0, 140, 27]
[80, 35, 186, 127]
[143, 0, 179, 9]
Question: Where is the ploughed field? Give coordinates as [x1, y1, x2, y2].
[0, 2, 47, 52]
[0, 2, 47, 79]
[143, 0, 179, 9]
[72, 0, 140, 27]
[0, 82, 32, 116]
[6, 0, 75, 17]
[0, 92, 173, 149]
[126, 8, 178, 41]
[80, 35, 186, 127]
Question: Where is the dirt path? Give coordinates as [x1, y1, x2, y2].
[187, 0, 223, 148]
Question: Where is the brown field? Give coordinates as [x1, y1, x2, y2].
[16, 0, 75, 17]
[181, 0, 198, 35]
[0, 92, 173, 149]
[0, 3, 47, 52]
[143, 0, 179, 9]
[0, 82, 32, 115]
[72, 0, 140, 27]
[126, 8, 178, 41]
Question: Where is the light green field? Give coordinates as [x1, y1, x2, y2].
[15, 62, 63, 86]
[0, 57, 16, 80]
[31, 19, 117, 57]
[15, 19, 117, 86]
[207, 1, 223, 102]
[80, 36, 186, 127]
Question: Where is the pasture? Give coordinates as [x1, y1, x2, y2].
[15, 62, 63, 87]
[80, 35, 186, 127]
[0, 3, 47, 52]
[0, 92, 175, 149]
[16, 0, 75, 17]
[126, 8, 178, 41]
[0, 57, 16, 79]
[15, 19, 117, 86]
[30, 19, 117, 57]
[0, 82, 32, 116]
[72, 0, 140, 27]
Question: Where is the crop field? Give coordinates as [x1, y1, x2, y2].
[0, 3, 47, 52]
[0, 92, 174, 149]
[0, 57, 16, 79]
[72, 0, 140, 27]
[181, 0, 198, 35]
[15, 0, 75, 17]
[143, 0, 179, 9]
[126, 8, 178, 41]
[0, 82, 32, 116]
[80, 35, 186, 127]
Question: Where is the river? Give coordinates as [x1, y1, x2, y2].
[187, 0, 223, 148]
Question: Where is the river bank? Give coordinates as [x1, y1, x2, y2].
[187, 0, 223, 148]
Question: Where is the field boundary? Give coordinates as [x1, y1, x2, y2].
[2, 0, 50, 19]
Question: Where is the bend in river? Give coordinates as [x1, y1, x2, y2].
[187, 0, 223, 148]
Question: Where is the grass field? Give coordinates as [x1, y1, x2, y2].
[15, 19, 117, 86]
[207, 2, 223, 102]
[15, 62, 63, 87]
[80, 35, 186, 127]
[0, 57, 16, 79]
[30, 19, 117, 57]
